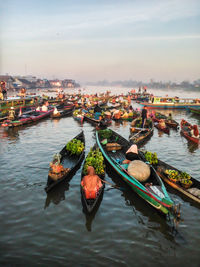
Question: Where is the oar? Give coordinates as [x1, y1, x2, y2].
[24, 165, 49, 170]
[100, 178, 126, 191]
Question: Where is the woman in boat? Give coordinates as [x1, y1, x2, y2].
[94, 102, 102, 120]
[8, 107, 16, 121]
[97, 116, 107, 130]
[122, 144, 139, 164]
[81, 166, 103, 199]
[53, 107, 60, 115]
[167, 113, 173, 121]
[141, 105, 148, 128]
[49, 153, 66, 179]
[158, 119, 166, 129]
[190, 125, 199, 138]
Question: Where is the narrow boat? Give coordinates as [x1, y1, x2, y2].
[139, 96, 200, 109]
[188, 107, 200, 115]
[80, 146, 105, 213]
[1, 109, 53, 127]
[129, 118, 154, 146]
[73, 109, 84, 124]
[84, 113, 112, 127]
[151, 112, 179, 129]
[96, 129, 176, 216]
[180, 119, 200, 144]
[154, 122, 170, 134]
[45, 131, 85, 192]
[51, 106, 74, 119]
[152, 158, 200, 205]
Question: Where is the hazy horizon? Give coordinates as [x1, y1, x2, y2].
[1, 0, 200, 83]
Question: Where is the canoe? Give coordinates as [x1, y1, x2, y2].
[154, 123, 170, 134]
[84, 113, 112, 127]
[189, 107, 200, 115]
[45, 131, 85, 192]
[80, 146, 105, 213]
[51, 106, 74, 119]
[180, 119, 200, 144]
[152, 112, 179, 129]
[96, 129, 175, 216]
[154, 158, 200, 205]
[1, 109, 53, 128]
[129, 118, 154, 146]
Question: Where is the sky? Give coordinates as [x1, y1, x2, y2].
[0, 0, 200, 83]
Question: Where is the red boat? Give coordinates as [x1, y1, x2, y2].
[180, 120, 200, 144]
[1, 109, 53, 128]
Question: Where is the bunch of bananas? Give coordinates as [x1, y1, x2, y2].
[144, 151, 158, 165]
[83, 147, 105, 175]
[66, 138, 84, 155]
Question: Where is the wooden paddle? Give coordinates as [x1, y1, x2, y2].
[100, 178, 126, 191]
[24, 165, 49, 170]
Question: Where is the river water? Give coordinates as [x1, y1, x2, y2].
[0, 87, 200, 266]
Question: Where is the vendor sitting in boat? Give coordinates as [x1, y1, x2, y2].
[158, 119, 166, 129]
[49, 153, 68, 180]
[167, 113, 173, 122]
[122, 144, 140, 164]
[122, 144, 150, 182]
[190, 125, 199, 138]
[81, 166, 103, 199]
[8, 107, 16, 121]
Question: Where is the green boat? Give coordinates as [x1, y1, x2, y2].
[189, 107, 200, 115]
[96, 129, 177, 217]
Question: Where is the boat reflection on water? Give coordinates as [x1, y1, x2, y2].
[106, 167, 182, 242]
[186, 141, 199, 153]
[0, 127, 20, 143]
[81, 192, 104, 232]
[44, 179, 70, 209]
[180, 132, 199, 153]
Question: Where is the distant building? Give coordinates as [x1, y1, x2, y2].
[62, 79, 80, 88]
[0, 75, 15, 90]
[49, 80, 62, 87]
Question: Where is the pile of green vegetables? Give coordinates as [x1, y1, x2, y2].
[98, 129, 112, 139]
[83, 147, 105, 175]
[66, 138, 84, 155]
[144, 151, 158, 165]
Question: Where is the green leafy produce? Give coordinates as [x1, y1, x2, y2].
[66, 138, 84, 155]
[144, 151, 158, 165]
[83, 147, 105, 175]
[98, 129, 112, 139]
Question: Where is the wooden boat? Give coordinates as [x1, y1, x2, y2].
[72, 109, 84, 123]
[154, 122, 170, 134]
[152, 112, 179, 129]
[80, 146, 105, 213]
[0, 95, 41, 113]
[153, 158, 200, 204]
[1, 108, 53, 128]
[188, 107, 200, 115]
[165, 119, 179, 129]
[84, 113, 112, 127]
[180, 119, 200, 144]
[129, 118, 154, 146]
[96, 129, 176, 216]
[45, 131, 85, 192]
[51, 106, 74, 119]
[139, 96, 200, 109]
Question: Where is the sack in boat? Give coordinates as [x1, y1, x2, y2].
[106, 143, 122, 151]
[127, 160, 150, 182]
